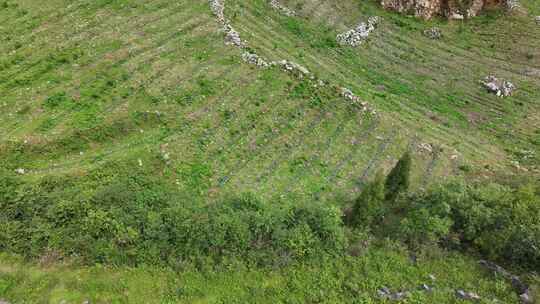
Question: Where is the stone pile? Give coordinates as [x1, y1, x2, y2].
[423, 27, 442, 39]
[209, 0, 245, 47]
[482, 75, 515, 97]
[242, 52, 270, 67]
[269, 0, 296, 16]
[337, 17, 380, 47]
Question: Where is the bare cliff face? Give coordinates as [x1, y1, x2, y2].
[380, 0, 504, 19]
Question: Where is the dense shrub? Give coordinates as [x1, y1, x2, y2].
[349, 172, 386, 228]
[388, 180, 540, 270]
[395, 191, 453, 248]
[0, 170, 346, 266]
[385, 152, 411, 202]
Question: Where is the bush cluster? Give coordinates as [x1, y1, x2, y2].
[350, 153, 540, 270]
[0, 170, 345, 266]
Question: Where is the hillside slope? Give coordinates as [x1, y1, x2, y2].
[1, 0, 539, 303]
[0, 0, 538, 205]
[2, 0, 539, 207]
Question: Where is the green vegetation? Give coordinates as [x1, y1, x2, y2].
[384, 151, 412, 202]
[0, 248, 526, 303]
[0, 0, 539, 302]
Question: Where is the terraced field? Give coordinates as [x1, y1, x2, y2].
[0, 0, 538, 205]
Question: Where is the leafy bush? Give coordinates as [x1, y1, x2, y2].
[0, 170, 346, 266]
[392, 180, 540, 270]
[396, 192, 453, 248]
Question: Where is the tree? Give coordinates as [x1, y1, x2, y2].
[385, 151, 412, 202]
[350, 172, 385, 228]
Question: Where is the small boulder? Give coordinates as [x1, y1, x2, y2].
[456, 290, 481, 301]
[482, 75, 515, 97]
[535, 16, 540, 25]
[420, 284, 433, 292]
[15, 168, 25, 175]
[520, 291, 534, 304]
[423, 27, 442, 39]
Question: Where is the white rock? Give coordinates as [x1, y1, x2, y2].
[15, 168, 25, 175]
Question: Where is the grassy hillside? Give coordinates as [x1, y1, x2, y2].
[1, 0, 538, 206]
[0, 0, 539, 302]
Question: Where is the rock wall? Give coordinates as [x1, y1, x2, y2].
[380, 0, 507, 19]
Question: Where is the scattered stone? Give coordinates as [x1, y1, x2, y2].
[337, 17, 380, 47]
[456, 290, 481, 301]
[208, 0, 377, 116]
[340, 87, 373, 113]
[377, 286, 391, 297]
[390, 291, 410, 301]
[479, 260, 533, 303]
[428, 274, 437, 281]
[420, 284, 433, 292]
[269, 0, 296, 16]
[423, 27, 442, 39]
[272, 60, 311, 77]
[482, 75, 515, 97]
[15, 168, 25, 175]
[377, 287, 410, 301]
[242, 52, 270, 67]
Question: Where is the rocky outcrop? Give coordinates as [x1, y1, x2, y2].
[381, 0, 509, 20]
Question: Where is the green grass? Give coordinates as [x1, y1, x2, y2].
[1, 0, 538, 207]
[0, 246, 521, 303]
